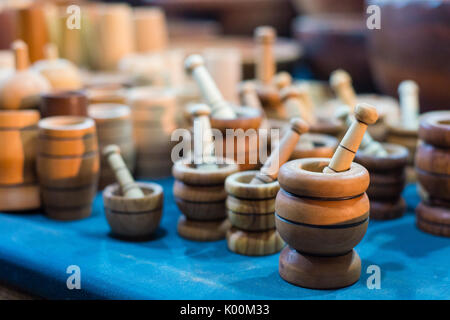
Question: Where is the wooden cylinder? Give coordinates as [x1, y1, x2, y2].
[355, 143, 408, 220]
[210, 107, 263, 171]
[127, 86, 177, 179]
[225, 171, 284, 256]
[0, 110, 41, 211]
[88, 103, 135, 189]
[37, 116, 100, 220]
[173, 158, 239, 241]
[276, 158, 370, 289]
[134, 7, 168, 53]
[415, 111, 450, 237]
[40, 91, 88, 118]
[103, 182, 163, 239]
[255, 26, 276, 85]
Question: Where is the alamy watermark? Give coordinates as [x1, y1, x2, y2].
[66, 265, 81, 290]
[366, 5, 381, 30]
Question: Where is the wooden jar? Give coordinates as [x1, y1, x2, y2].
[276, 158, 370, 289]
[128, 86, 177, 178]
[210, 107, 262, 171]
[37, 116, 100, 220]
[40, 91, 88, 118]
[355, 143, 409, 220]
[415, 111, 450, 237]
[88, 103, 135, 189]
[173, 158, 239, 241]
[290, 133, 338, 160]
[103, 182, 163, 239]
[387, 124, 418, 182]
[0, 110, 41, 211]
[225, 171, 284, 256]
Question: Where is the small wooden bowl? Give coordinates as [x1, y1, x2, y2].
[103, 182, 163, 239]
[291, 133, 338, 160]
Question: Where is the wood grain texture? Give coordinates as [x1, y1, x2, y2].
[177, 215, 230, 242]
[37, 116, 99, 220]
[418, 111, 450, 148]
[370, 198, 406, 221]
[103, 182, 163, 239]
[226, 228, 284, 256]
[279, 247, 361, 289]
[416, 202, 450, 237]
[0, 110, 40, 211]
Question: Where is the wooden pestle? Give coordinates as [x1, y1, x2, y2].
[330, 69, 357, 111]
[12, 40, 29, 71]
[336, 105, 387, 157]
[251, 118, 309, 184]
[255, 26, 276, 85]
[281, 86, 316, 126]
[398, 80, 419, 129]
[44, 43, 59, 60]
[324, 103, 379, 173]
[188, 103, 218, 170]
[103, 145, 144, 199]
[274, 72, 292, 91]
[185, 54, 236, 119]
[239, 81, 265, 113]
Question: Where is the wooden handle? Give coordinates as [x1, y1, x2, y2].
[398, 80, 419, 129]
[189, 104, 218, 170]
[239, 81, 264, 112]
[324, 103, 378, 173]
[274, 72, 292, 90]
[185, 54, 236, 119]
[330, 69, 357, 111]
[336, 106, 387, 157]
[103, 145, 144, 198]
[251, 118, 309, 184]
[255, 26, 276, 85]
[12, 40, 29, 71]
[44, 43, 59, 60]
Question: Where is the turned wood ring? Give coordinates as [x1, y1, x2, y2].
[225, 171, 280, 200]
[355, 143, 409, 171]
[416, 202, 450, 237]
[416, 141, 450, 175]
[172, 157, 238, 185]
[278, 158, 369, 199]
[419, 111, 450, 148]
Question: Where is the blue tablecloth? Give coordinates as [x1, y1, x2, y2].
[0, 179, 449, 300]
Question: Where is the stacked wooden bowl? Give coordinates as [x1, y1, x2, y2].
[128, 87, 177, 179]
[88, 103, 135, 189]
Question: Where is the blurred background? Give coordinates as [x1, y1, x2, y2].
[0, 0, 449, 111]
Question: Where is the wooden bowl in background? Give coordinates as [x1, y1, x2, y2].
[367, 0, 450, 112]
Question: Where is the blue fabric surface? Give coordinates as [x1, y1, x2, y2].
[0, 179, 449, 300]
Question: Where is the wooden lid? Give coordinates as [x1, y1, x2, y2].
[278, 158, 369, 199]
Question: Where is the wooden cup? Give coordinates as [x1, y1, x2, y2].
[37, 116, 100, 220]
[103, 182, 163, 239]
[173, 158, 239, 241]
[0, 110, 41, 211]
[276, 158, 370, 289]
[40, 90, 88, 118]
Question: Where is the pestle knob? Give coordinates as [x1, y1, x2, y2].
[280, 87, 315, 126]
[274, 72, 292, 90]
[103, 145, 145, 199]
[185, 54, 236, 119]
[239, 81, 264, 112]
[330, 69, 357, 111]
[336, 106, 387, 157]
[324, 103, 378, 173]
[12, 40, 29, 71]
[251, 118, 309, 184]
[398, 80, 419, 129]
[44, 43, 59, 60]
[255, 26, 276, 85]
[188, 103, 218, 170]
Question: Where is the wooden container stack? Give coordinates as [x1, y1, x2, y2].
[355, 143, 409, 220]
[275, 104, 377, 289]
[37, 116, 99, 220]
[128, 87, 177, 178]
[0, 110, 41, 211]
[102, 145, 163, 240]
[415, 111, 450, 237]
[88, 103, 135, 189]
